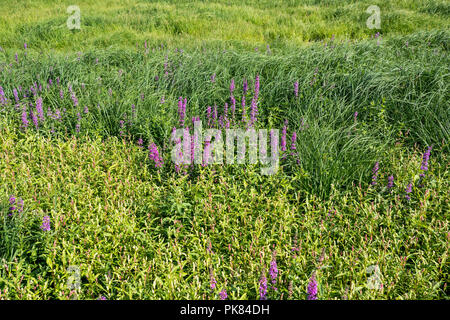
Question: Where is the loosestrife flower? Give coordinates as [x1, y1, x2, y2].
[0, 86, 6, 105]
[230, 79, 235, 95]
[71, 92, 78, 106]
[119, 120, 125, 137]
[178, 97, 187, 127]
[148, 143, 163, 168]
[291, 132, 297, 150]
[240, 96, 246, 122]
[254, 75, 260, 101]
[30, 110, 38, 129]
[21, 108, 29, 129]
[243, 78, 248, 94]
[259, 274, 268, 300]
[40, 216, 51, 232]
[281, 121, 287, 152]
[420, 146, 432, 176]
[230, 96, 236, 121]
[387, 175, 394, 191]
[8, 196, 16, 214]
[35, 98, 44, 121]
[207, 106, 212, 127]
[371, 162, 379, 185]
[219, 289, 227, 300]
[75, 112, 81, 133]
[405, 182, 413, 201]
[269, 257, 278, 289]
[250, 98, 258, 126]
[307, 273, 318, 300]
[210, 270, 217, 290]
[13, 88, 19, 103]
[294, 81, 299, 97]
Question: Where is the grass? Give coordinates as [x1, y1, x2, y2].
[0, 0, 449, 51]
[0, 0, 449, 300]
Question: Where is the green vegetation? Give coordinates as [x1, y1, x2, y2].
[0, 0, 448, 300]
[0, 0, 448, 51]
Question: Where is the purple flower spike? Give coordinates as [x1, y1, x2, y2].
[387, 175, 394, 191]
[219, 289, 227, 300]
[405, 183, 413, 201]
[259, 274, 267, 300]
[243, 78, 248, 94]
[420, 146, 432, 172]
[21, 109, 29, 129]
[281, 123, 287, 152]
[148, 143, 163, 168]
[307, 273, 318, 300]
[371, 162, 379, 185]
[40, 216, 51, 232]
[291, 132, 297, 150]
[269, 258, 278, 287]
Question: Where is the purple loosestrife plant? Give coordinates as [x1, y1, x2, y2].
[21, 108, 29, 129]
[387, 175, 394, 191]
[71, 93, 78, 107]
[259, 274, 268, 300]
[35, 98, 44, 122]
[8, 196, 16, 215]
[254, 75, 260, 101]
[40, 216, 51, 232]
[240, 96, 246, 122]
[307, 273, 318, 300]
[30, 110, 38, 129]
[269, 257, 278, 290]
[291, 132, 297, 150]
[420, 146, 432, 176]
[230, 79, 235, 96]
[243, 78, 248, 94]
[219, 289, 227, 300]
[13, 88, 19, 103]
[371, 162, 379, 185]
[0, 86, 6, 105]
[230, 96, 236, 121]
[210, 270, 217, 290]
[148, 143, 163, 168]
[405, 183, 413, 201]
[207, 106, 212, 127]
[281, 122, 287, 152]
[76, 112, 81, 133]
[294, 81, 299, 97]
[250, 98, 258, 126]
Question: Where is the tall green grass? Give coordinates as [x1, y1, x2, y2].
[0, 0, 448, 51]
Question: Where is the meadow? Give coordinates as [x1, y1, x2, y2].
[0, 0, 449, 300]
